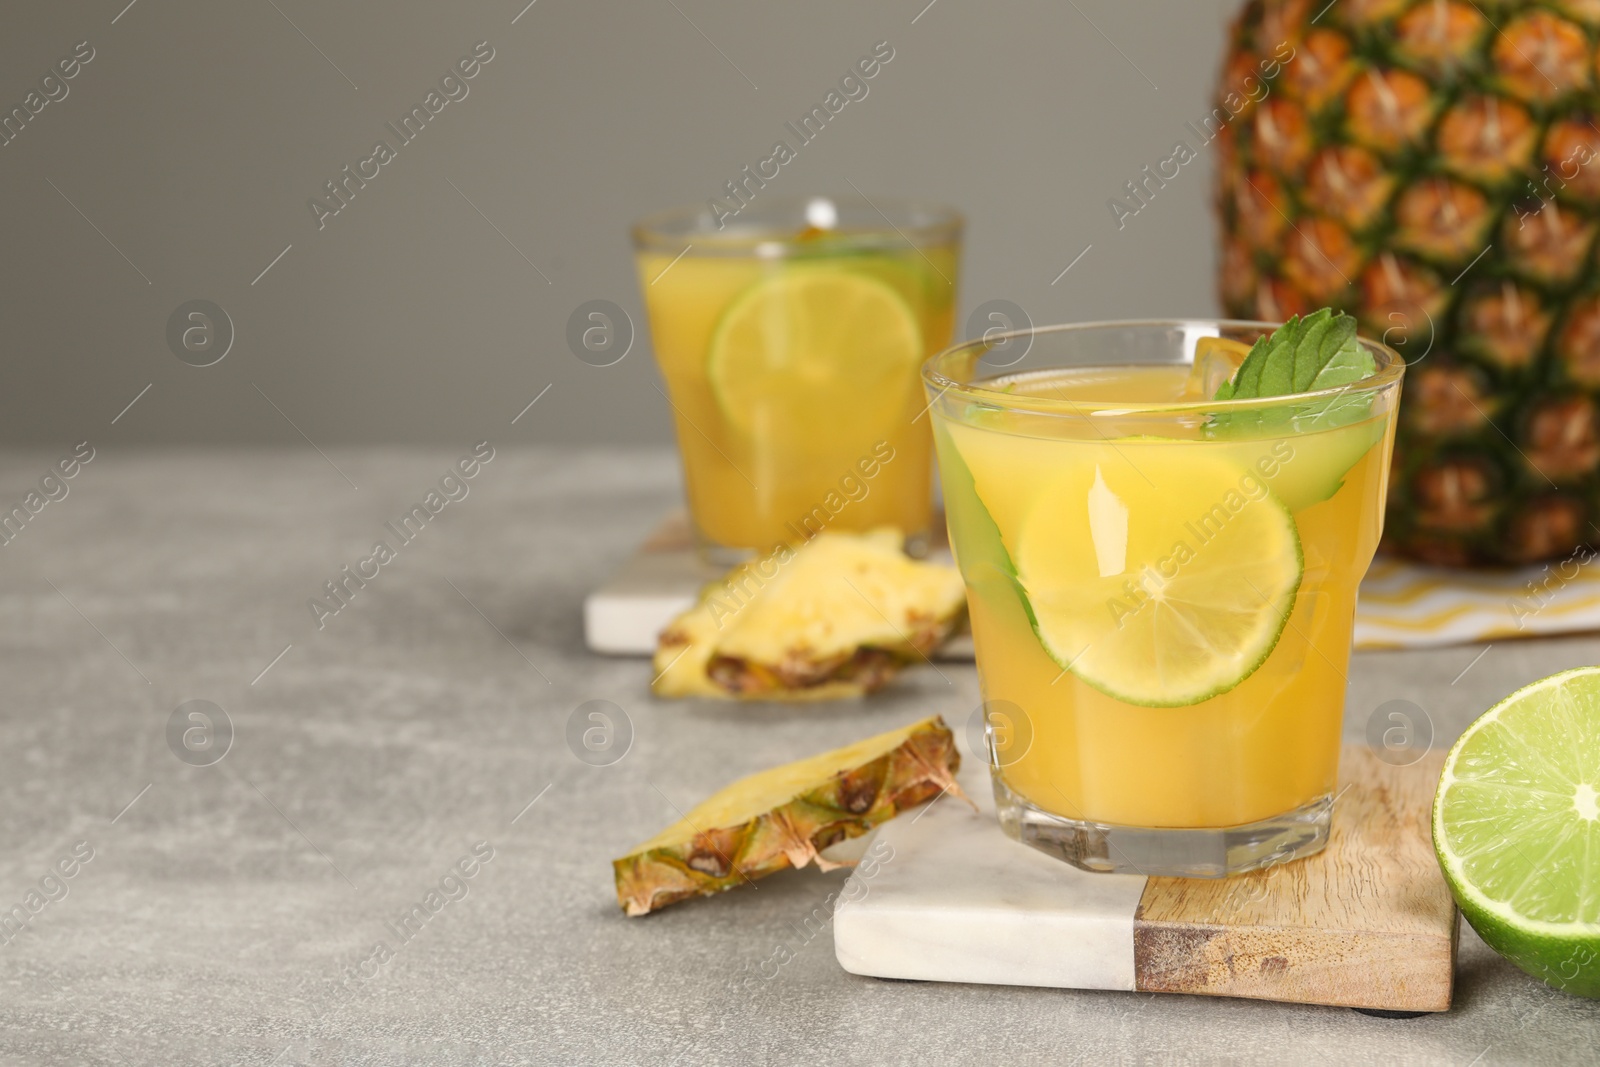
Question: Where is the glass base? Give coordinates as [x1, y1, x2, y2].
[992, 777, 1332, 879]
[692, 525, 932, 568]
[695, 538, 758, 569]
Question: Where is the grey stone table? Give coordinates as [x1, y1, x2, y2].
[0, 446, 1596, 1066]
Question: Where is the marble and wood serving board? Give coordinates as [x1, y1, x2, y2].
[583, 511, 975, 657]
[833, 747, 1458, 1013]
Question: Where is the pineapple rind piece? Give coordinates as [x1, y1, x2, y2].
[613, 716, 966, 916]
[652, 529, 966, 700]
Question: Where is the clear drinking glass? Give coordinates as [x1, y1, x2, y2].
[634, 196, 962, 562]
[925, 320, 1404, 877]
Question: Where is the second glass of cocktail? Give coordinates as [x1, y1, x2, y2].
[926, 320, 1403, 877]
[635, 196, 962, 562]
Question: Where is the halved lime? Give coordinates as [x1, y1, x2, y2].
[1012, 450, 1303, 707]
[1434, 667, 1600, 998]
[707, 266, 922, 441]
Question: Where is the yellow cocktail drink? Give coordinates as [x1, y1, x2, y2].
[927, 321, 1404, 877]
[635, 198, 961, 559]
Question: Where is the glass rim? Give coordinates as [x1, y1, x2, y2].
[632, 194, 963, 255]
[922, 318, 1406, 418]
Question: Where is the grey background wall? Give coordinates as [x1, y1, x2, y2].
[2, 0, 1240, 445]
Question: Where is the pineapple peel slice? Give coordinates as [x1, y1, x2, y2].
[613, 715, 969, 916]
[652, 529, 967, 700]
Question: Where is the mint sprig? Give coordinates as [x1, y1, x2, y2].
[1214, 309, 1375, 402]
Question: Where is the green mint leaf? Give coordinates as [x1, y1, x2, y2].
[1292, 310, 1332, 391]
[1230, 335, 1271, 397]
[1256, 311, 1310, 396]
[1214, 309, 1374, 402]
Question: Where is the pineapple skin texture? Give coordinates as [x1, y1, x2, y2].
[613, 718, 963, 916]
[1217, 0, 1600, 565]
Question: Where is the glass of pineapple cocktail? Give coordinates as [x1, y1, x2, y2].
[927, 319, 1403, 878]
[635, 196, 961, 562]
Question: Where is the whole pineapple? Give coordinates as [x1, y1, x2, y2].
[1217, 0, 1600, 565]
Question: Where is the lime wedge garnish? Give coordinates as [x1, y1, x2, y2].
[707, 266, 922, 442]
[1434, 667, 1600, 998]
[1012, 450, 1303, 707]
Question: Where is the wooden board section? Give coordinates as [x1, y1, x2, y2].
[834, 746, 1458, 1012]
[1133, 747, 1456, 1011]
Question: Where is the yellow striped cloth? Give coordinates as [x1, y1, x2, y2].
[1355, 552, 1598, 650]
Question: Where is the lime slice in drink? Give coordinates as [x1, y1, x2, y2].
[1266, 418, 1386, 513]
[707, 266, 922, 441]
[1012, 449, 1303, 707]
[1433, 667, 1600, 998]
